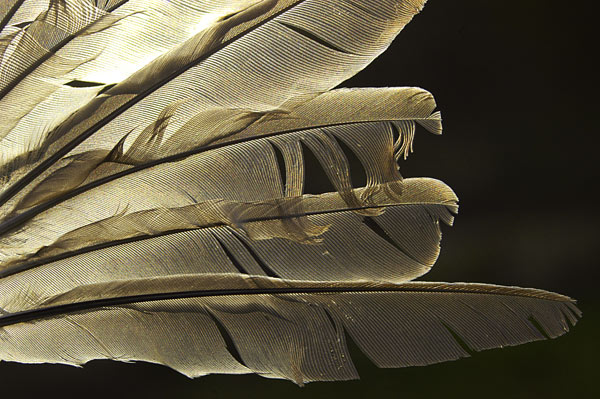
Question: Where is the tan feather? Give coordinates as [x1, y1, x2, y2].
[0, 274, 579, 385]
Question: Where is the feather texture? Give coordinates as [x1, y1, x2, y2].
[0, 0, 579, 384]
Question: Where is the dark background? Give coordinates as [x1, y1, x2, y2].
[1, 0, 597, 397]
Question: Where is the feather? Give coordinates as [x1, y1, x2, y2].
[0, 0, 579, 384]
[0, 275, 580, 385]
[0, 87, 441, 261]
[0, 0, 264, 174]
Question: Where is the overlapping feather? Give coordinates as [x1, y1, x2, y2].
[0, 0, 579, 384]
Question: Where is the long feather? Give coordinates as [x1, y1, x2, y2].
[0, 274, 580, 385]
[0, 0, 263, 172]
[0, 179, 457, 297]
[0, 87, 440, 261]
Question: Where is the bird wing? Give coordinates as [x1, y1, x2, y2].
[0, 0, 579, 384]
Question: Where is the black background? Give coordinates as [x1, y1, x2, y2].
[1, 0, 597, 397]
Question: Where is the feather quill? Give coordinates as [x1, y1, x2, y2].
[0, 0, 579, 384]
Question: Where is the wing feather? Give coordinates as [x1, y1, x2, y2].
[0, 274, 580, 384]
[0, 178, 457, 307]
[0, 87, 440, 262]
[0, 0, 263, 170]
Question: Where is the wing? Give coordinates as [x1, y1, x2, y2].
[0, 0, 580, 384]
